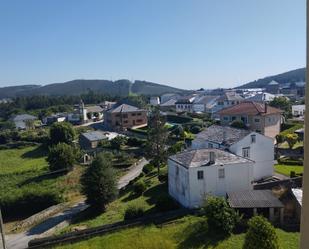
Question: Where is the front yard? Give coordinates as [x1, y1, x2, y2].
[274, 164, 303, 177]
[55, 215, 300, 249]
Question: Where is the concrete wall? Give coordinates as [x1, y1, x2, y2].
[168, 158, 254, 208]
[229, 132, 274, 180]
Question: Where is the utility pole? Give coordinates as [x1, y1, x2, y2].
[0, 208, 6, 249]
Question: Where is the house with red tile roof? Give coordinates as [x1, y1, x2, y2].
[218, 101, 283, 138]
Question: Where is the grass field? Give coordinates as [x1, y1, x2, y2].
[55, 215, 300, 249]
[0, 146, 48, 174]
[59, 170, 166, 233]
[274, 164, 303, 176]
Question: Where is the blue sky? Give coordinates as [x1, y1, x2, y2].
[0, 0, 305, 89]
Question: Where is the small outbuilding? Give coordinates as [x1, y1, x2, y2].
[228, 190, 284, 225]
[79, 131, 107, 150]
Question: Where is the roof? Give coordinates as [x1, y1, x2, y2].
[11, 114, 37, 121]
[218, 101, 282, 116]
[193, 95, 219, 105]
[193, 125, 250, 146]
[107, 104, 145, 113]
[217, 92, 244, 102]
[246, 93, 275, 102]
[228, 190, 284, 208]
[169, 148, 253, 168]
[160, 99, 177, 107]
[86, 105, 104, 113]
[81, 131, 107, 142]
[292, 188, 303, 206]
[295, 128, 304, 134]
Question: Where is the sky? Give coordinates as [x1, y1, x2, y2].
[0, 0, 306, 89]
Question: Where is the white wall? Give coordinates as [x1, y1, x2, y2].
[193, 104, 205, 113]
[229, 132, 274, 180]
[168, 159, 254, 208]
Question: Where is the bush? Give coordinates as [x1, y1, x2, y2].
[230, 120, 246, 129]
[142, 163, 155, 174]
[243, 216, 279, 249]
[110, 136, 127, 150]
[124, 204, 145, 220]
[158, 171, 168, 183]
[127, 137, 144, 147]
[156, 195, 179, 212]
[49, 122, 75, 145]
[203, 196, 238, 235]
[47, 143, 77, 171]
[190, 125, 202, 134]
[133, 180, 147, 195]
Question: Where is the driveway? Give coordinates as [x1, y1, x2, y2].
[5, 158, 148, 249]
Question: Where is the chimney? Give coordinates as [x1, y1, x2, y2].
[209, 151, 216, 164]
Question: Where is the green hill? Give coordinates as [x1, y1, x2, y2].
[0, 79, 187, 98]
[236, 68, 305, 89]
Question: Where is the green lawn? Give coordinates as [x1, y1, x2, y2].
[0, 146, 48, 174]
[55, 215, 299, 249]
[274, 164, 303, 176]
[59, 171, 166, 233]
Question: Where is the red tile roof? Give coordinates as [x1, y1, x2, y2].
[218, 101, 282, 116]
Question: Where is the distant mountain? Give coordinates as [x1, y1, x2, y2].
[236, 68, 306, 89]
[0, 79, 187, 98]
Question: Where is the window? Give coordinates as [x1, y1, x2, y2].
[223, 116, 229, 121]
[242, 147, 250, 158]
[131, 113, 136, 116]
[137, 113, 142, 116]
[251, 134, 256, 143]
[241, 116, 247, 124]
[122, 114, 128, 118]
[124, 120, 128, 124]
[208, 143, 213, 148]
[231, 116, 236, 121]
[218, 168, 225, 179]
[137, 119, 143, 123]
[197, 170, 204, 180]
[254, 118, 260, 123]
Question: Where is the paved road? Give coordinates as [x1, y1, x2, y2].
[5, 158, 148, 249]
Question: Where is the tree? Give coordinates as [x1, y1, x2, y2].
[230, 120, 246, 129]
[146, 107, 169, 175]
[81, 152, 118, 210]
[269, 96, 291, 118]
[49, 122, 75, 145]
[47, 143, 77, 171]
[243, 216, 279, 249]
[284, 133, 298, 149]
[203, 196, 238, 235]
[110, 135, 127, 150]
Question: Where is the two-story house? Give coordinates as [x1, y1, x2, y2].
[191, 125, 274, 181]
[168, 148, 254, 208]
[104, 104, 147, 131]
[210, 91, 244, 116]
[175, 96, 196, 113]
[218, 101, 282, 138]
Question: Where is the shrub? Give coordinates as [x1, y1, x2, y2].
[243, 216, 279, 249]
[190, 125, 201, 134]
[168, 141, 185, 155]
[49, 122, 75, 145]
[47, 143, 77, 171]
[203, 196, 238, 235]
[133, 180, 147, 195]
[124, 204, 145, 220]
[230, 120, 245, 129]
[127, 137, 144, 147]
[156, 195, 179, 212]
[110, 136, 127, 150]
[142, 163, 155, 174]
[158, 171, 168, 183]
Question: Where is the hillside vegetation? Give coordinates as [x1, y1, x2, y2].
[0, 79, 187, 98]
[236, 67, 305, 89]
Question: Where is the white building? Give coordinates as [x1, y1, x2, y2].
[210, 91, 244, 116]
[168, 148, 254, 208]
[292, 105, 305, 117]
[150, 96, 160, 106]
[175, 96, 196, 113]
[192, 95, 219, 113]
[191, 125, 274, 181]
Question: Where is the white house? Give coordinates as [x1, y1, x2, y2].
[168, 148, 254, 208]
[150, 96, 160, 106]
[292, 105, 305, 117]
[192, 95, 219, 113]
[175, 96, 196, 113]
[191, 125, 274, 181]
[209, 91, 244, 116]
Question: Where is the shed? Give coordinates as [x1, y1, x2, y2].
[228, 190, 284, 224]
[79, 131, 107, 150]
